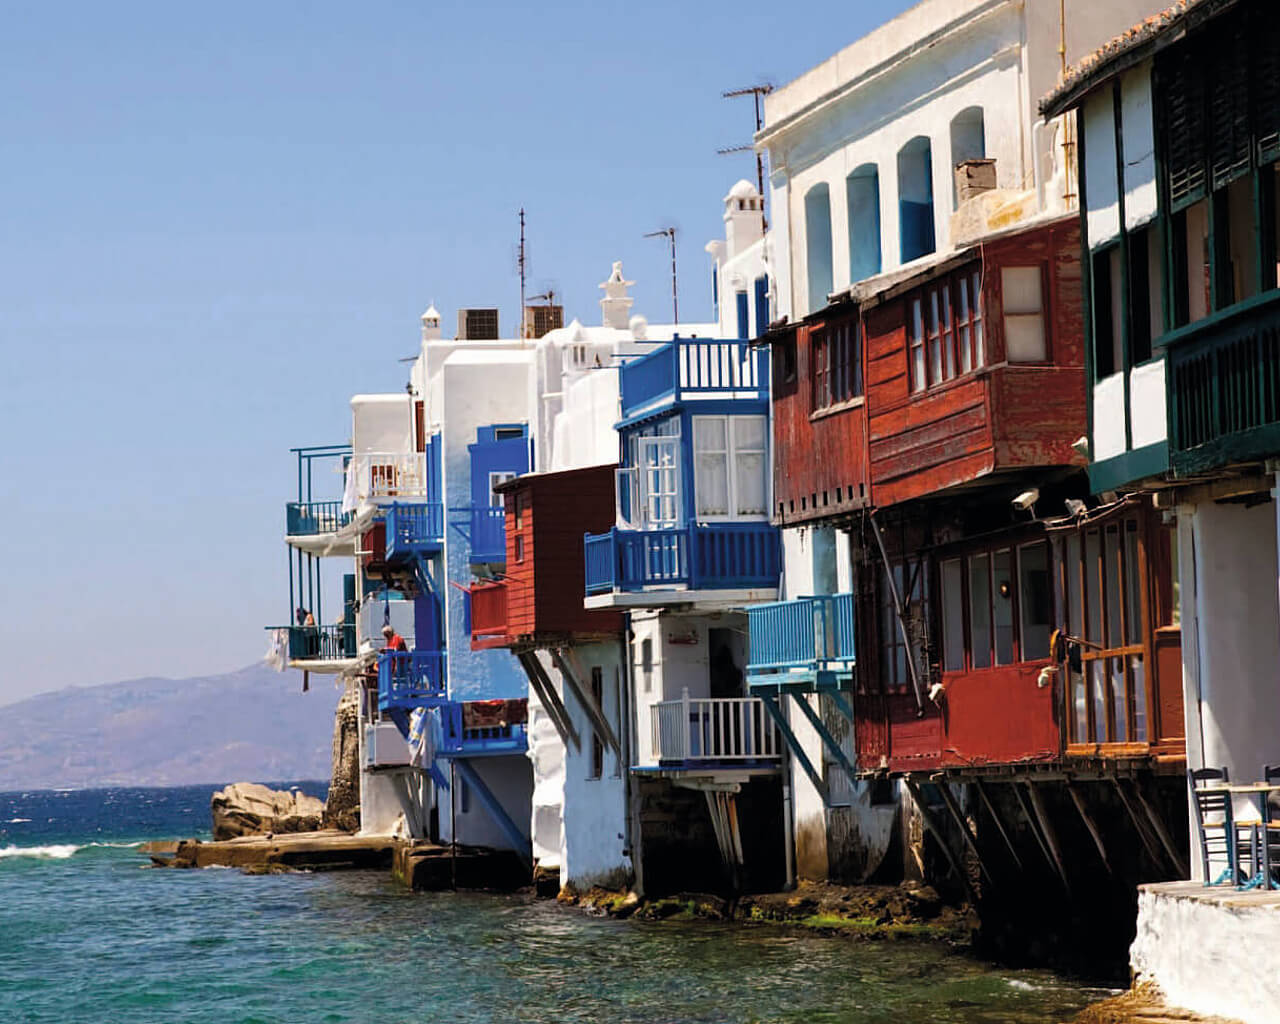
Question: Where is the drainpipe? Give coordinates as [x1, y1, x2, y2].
[620, 614, 646, 896]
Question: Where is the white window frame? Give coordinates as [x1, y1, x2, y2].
[691, 414, 770, 522]
[488, 471, 517, 507]
[638, 435, 682, 529]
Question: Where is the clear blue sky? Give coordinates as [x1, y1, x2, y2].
[0, 0, 914, 703]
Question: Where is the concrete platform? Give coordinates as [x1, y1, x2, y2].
[1130, 881, 1280, 1024]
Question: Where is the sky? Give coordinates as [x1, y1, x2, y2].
[0, 0, 916, 704]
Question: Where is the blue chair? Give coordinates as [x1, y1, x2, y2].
[1261, 764, 1280, 890]
[1189, 768, 1257, 886]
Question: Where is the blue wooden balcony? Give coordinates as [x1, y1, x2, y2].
[286, 500, 352, 537]
[437, 700, 528, 757]
[1163, 291, 1280, 476]
[583, 523, 780, 596]
[469, 506, 506, 564]
[746, 594, 857, 693]
[618, 339, 769, 421]
[377, 650, 447, 712]
[383, 502, 445, 561]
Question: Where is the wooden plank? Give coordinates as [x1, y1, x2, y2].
[974, 780, 1024, 871]
[1066, 782, 1114, 876]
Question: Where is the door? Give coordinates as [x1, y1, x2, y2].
[638, 437, 680, 528]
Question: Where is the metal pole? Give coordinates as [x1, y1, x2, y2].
[669, 230, 678, 325]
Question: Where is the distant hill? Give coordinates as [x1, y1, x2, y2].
[0, 664, 338, 790]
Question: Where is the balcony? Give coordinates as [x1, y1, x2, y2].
[437, 699, 529, 757]
[649, 693, 783, 766]
[746, 594, 857, 693]
[286, 500, 352, 537]
[583, 523, 780, 600]
[469, 581, 509, 650]
[353, 452, 432, 501]
[377, 650, 447, 713]
[469, 506, 506, 564]
[1164, 291, 1280, 476]
[383, 502, 445, 560]
[619, 339, 769, 421]
[272, 624, 358, 663]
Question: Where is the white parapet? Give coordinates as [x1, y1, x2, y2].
[1131, 881, 1280, 1024]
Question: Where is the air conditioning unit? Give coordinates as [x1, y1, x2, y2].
[457, 307, 500, 340]
[522, 304, 564, 339]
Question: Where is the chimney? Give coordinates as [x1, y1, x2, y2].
[955, 158, 997, 204]
[420, 304, 443, 342]
[599, 261, 634, 330]
[723, 179, 764, 260]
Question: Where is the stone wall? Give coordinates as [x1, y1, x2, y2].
[323, 687, 361, 832]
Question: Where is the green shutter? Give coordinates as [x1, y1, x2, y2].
[1208, 19, 1251, 191]
[1161, 48, 1208, 211]
[1254, 8, 1280, 165]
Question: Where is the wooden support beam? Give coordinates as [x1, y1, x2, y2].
[1024, 782, 1072, 896]
[790, 692, 858, 787]
[1111, 776, 1167, 871]
[1066, 782, 1113, 876]
[551, 647, 620, 758]
[1130, 778, 1189, 878]
[974, 780, 1023, 872]
[933, 779, 996, 888]
[517, 652, 580, 751]
[904, 780, 977, 905]
[1012, 782, 1068, 891]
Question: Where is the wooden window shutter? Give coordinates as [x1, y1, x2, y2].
[1207, 19, 1251, 191]
[1161, 48, 1207, 211]
[1254, 8, 1280, 166]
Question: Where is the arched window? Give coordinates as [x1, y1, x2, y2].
[804, 183, 834, 314]
[950, 107, 986, 208]
[897, 137, 936, 263]
[846, 164, 881, 283]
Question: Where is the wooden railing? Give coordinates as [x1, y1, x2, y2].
[469, 581, 509, 647]
[650, 691, 782, 763]
[619, 339, 769, 417]
[583, 523, 780, 595]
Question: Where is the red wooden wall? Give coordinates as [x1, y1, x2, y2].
[502, 464, 622, 641]
[769, 307, 871, 526]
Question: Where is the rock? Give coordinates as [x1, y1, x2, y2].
[323, 688, 361, 832]
[210, 782, 324, 841]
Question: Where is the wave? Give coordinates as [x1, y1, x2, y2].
[0, 840, 140, 861]
[6, 817, 32, 823]
[0, 843, 81, 860]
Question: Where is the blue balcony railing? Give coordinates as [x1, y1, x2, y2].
[469, 506, 506, 563]
[286, 500, 352, 537]
[746, 594, 857, 692]
[271, 623, 357, 662]
[377, 650, 447, 712]
[619, 339, 769, 420]
[383, 502, 445, 560]
[437, 701, 528, 757]
[584, 523, 780, 595]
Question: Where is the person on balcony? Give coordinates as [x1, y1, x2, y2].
[381, 623, 407, 652]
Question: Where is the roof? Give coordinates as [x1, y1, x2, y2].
[1040, 0, 1235, 117]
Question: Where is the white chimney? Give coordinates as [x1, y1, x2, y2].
[724, 179, 763, 260]
[420, 304, 442, 342]
[599, 261, 635, 330]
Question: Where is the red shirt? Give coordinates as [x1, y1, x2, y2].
[385, 633, 407, 652]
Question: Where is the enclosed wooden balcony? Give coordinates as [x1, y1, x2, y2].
[745, 594, 857, 694]
[1164, 291, 1280, 476]
[377, 650, 447, 713]
[469, 581, 510, 650]
[382, 502, 444, 560]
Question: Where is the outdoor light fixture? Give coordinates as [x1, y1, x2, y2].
[1071, 435, 1089, 457]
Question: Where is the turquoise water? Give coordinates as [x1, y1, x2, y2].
[0, 786, 1110, 1023]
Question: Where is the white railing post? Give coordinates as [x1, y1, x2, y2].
[681, 687, 691, 760]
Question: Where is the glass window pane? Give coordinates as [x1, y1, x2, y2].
[694, 416, 727, 452]
[1132, 655, 1147, 742]
[1111, 657, 1128, 743]
[1066, 532, 1083, 637]
[1090, 661, 1107, 744]
[968, 553, 991, 669]
[732, 415, 766, 451]
[993, 549, 1014, 665]
[941, 286, 955, 379]
[942, 559, 965, 671]
[1071, 669, 1088, 744]
[695, 453, 729, 517]
[1124, 520, 1143, 645]
[971, 271, 985, 367]
[1018, 542, 1051, 660]
[1104, 525, 1123, 648]
[1084, 529, 1103, 643]
[1001, 266, 1043, 314]
[735, 452, 766, 516]
[1005, 314, 1047, 362]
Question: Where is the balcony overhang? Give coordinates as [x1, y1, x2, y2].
[584, 586, 778, 612]
[285, 506, 376, 557]
[630, 763, 782, 785]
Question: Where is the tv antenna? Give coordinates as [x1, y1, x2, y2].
[720, 84, 773, 231]
[517, 208, 528, 339]
[644, 227, 678, 325]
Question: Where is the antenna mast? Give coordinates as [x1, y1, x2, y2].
[518, 208, 528, 340]
[721, 83, 768, 231]
[644, 227, 678, 325]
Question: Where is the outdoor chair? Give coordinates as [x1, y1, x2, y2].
[1262, 764, 1280, 889]
[1188, 767, 1258, 886]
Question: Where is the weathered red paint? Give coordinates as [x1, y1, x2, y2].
[939, 661, 1060, 767]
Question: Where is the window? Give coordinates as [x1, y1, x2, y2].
[693, 415, 768, 519]
[640, 436, 681, 527]
[514, 534, 525, 563]
[488, 471, 516, 506]
[880, 560, 928, 690]
[939, 540, 1053, 672]
[753, 276, 769, 336]
[804, 183, 834, 314]
[1002, 266, 1047, 362]
[735, 290, 749, 340]
[1053, 514, 1149, 747]
[1127, 223, 1165, 365]
[1091, 247, 1124, 380]
[494, 426, 524, 441]
[811, 319, 863, 410]
[640, 637, 654, 693]
[846, 164, 882, 282]
[589, 666, 604, 780]
[907, 268, 984, 392]
[897, 136, 936, 263]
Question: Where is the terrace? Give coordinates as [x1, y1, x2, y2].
[746, 594, 857, 694]
[377, 650, 447, 714]
[618, 338, 769, 422]
[648, 692, 783, 768]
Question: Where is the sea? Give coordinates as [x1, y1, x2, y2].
[0, 784, 1113, 1024]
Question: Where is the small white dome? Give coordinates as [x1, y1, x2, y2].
[629, 315, 649, 340]
[725, 179, 759, 202]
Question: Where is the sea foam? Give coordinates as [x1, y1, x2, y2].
[0, 843, 81, 860]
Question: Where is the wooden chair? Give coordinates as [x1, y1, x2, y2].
[1262, 764, 1280, 890]
[1188, 767, 1256, 886]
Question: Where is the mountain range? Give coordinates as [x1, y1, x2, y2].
[0, 663, 338, 790]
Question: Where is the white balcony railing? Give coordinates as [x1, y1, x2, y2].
[349, 452, 430, 503]
[650, 690, 782, 763]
